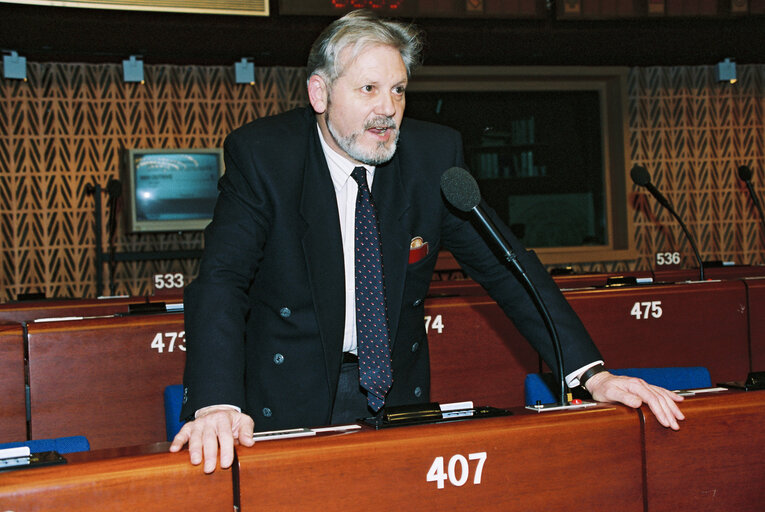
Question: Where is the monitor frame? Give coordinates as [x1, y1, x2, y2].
[120, 147, 224, 233]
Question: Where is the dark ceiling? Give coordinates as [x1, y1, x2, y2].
[1, 2, 764, 68]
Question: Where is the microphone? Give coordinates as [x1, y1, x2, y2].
[630, 165, 672, 211]
[737, 165, 765, 237]
[631, 165, 705, 281]
[440, 167, 567, 406]
[440, 167, 515, 264]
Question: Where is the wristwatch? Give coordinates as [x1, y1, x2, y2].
[580, 363, 607, 390]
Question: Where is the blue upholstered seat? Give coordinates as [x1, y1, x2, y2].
[0, 435, 90, 454]
[524, 366, 712, 406]
[164, 384, 186, 441]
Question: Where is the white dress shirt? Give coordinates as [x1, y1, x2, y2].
[316, 124, 374, 355]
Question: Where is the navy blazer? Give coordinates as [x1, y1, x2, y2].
[181, 107, 601, 430]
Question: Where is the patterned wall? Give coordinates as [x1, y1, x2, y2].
[629, 65, 765, 272]
[0, 63, 308, 300]
[0, 62, 763, 299]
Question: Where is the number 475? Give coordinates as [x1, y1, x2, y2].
[630, 301, 663, 319]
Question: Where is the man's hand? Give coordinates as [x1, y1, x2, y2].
[584, 371, 685, 430]
[169, 407, 255, 473]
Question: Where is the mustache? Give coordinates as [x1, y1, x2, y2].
[364, 117, 398, 131]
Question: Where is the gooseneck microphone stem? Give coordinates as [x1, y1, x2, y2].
[471, 206, 567, 406]
[747, 184, 765, 236]
[738, 166, 765, 241]
[666, 207, 705, 282]
[441, 166, 567, 406]
[631, 165, 704, 281]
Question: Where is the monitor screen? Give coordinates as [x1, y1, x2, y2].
[122, 148, 224, 233]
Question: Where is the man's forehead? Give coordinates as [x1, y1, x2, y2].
[336, 43, 407, 81]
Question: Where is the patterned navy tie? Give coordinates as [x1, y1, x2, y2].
[351, 166, 393, 412]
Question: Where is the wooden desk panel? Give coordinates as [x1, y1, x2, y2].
[653, 265, 765, 284]
[553, 270, 654, 289]
[425, 297, 539, 407]
[0, 296, 150, 324]
[427, 272, 654, 298]
[565, 280, 750, 383]
[743, 277, 765, 372]
[26, 313, 186, 450]
[643, 390, 765, 512]
[0, 323, 27, 442]
[0, 443, 234, 511]
[237, 405, 643, 512]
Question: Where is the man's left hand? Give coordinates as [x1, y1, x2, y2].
[584, 371, 685, 430]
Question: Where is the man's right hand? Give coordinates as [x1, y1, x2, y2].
[169, 406, 255, 474]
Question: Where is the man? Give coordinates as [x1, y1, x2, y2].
[170, 10, 684, 474]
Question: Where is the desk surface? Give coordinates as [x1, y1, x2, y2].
[2, 390, 761, 511]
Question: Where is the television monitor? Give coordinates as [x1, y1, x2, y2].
[121, 148, 224, 233]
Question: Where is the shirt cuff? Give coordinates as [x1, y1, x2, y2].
[565, 360, 605, 388]
[194, 404, 242, 419]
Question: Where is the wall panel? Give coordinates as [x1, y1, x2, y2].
[1, 63, 763, 298]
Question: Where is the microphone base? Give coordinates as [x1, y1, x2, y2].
[525, 400, 599, 413]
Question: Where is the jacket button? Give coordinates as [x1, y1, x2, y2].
[273, 353, 284, 365]
[414, 386, 422, 398]
[411, 342, 419, 353]
[262, 407, 272, 418]
[412, 298, 423, 307]
[279, 307, 291, 318]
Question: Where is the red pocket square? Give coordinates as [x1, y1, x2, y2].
[408, 237, 429, 264]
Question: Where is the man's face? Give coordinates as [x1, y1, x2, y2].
[320, 44, 407, 166]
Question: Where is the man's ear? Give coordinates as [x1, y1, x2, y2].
[307, 75, 328, 114]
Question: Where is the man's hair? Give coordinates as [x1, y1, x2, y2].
[307, 9, 423, 85]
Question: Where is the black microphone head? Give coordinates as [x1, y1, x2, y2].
[738, 165, 753, 182]
[440, 167, 481, 212]
[630, 165, 651, 187]
[106, 178, 122, 197]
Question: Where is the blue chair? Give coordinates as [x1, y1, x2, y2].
[0, 435, 90, 454]
[524, 366, 712, 406]
[164, 384, 186, 441]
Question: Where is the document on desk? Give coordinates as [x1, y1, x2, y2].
[252, 424, 362, 442]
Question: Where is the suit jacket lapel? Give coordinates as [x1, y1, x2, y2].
[373, 156, 410, 348]
[300, 126, 346, 393]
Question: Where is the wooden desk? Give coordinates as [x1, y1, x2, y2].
[565, 280, 750, 383]
[237, 404, 643, 512]
[425, 296, 540, 407]
[4, 391, 761, 511]
[653, 265, 765, 284]
[26, 313, 186, 450]
[0, 295, 183, 324]
[0, 322, 27, 442]
[642, 390, 765, 512]
[0, 443, 234, 511]
[427, 272, 654, 298]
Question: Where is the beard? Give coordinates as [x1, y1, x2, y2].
[326, 112, 400, 166]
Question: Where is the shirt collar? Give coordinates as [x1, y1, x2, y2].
[316, 123, 375, 191]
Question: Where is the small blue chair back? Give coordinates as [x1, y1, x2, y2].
[164, 384, 186, 441]
[0, 435, 90, 454]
